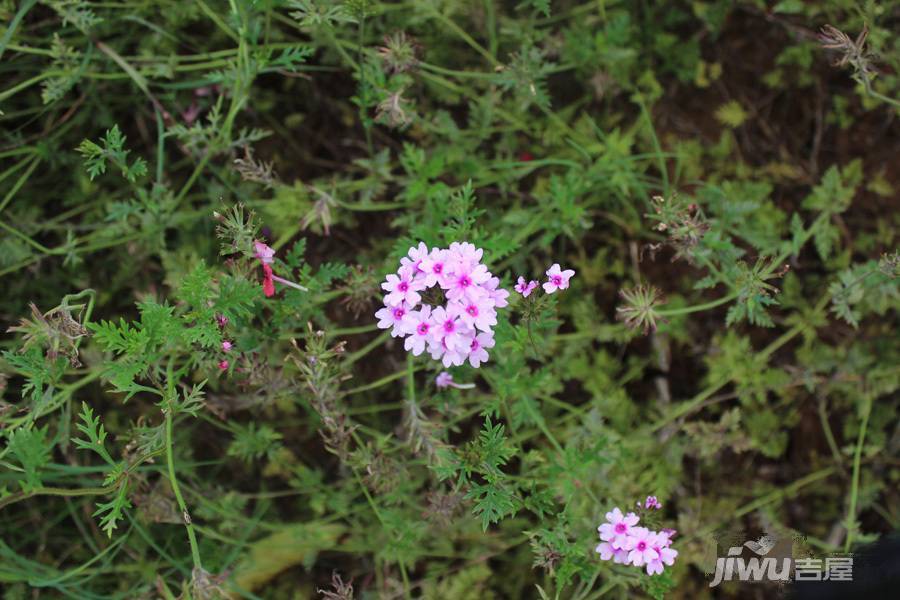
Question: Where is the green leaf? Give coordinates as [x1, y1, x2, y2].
[227, 422, 282, 463]
[477, 417, 515, 478]
[7, 426, 51, 492]
[73, 402, 114, 465]
[89, 319, 149, 355]
[93, 479, 131, 537]
[75, 124, 147, 182]
[802, 161, 862, 214]
[466, 481, 519, 531]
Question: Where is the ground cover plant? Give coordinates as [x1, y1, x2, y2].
[1, 1, 898, 598]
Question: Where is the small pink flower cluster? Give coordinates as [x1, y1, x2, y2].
[642, 495, 661, 510]
[375, 242, 509, 368]
[595, 507, 678, 576]
[515, 263, 575, 298]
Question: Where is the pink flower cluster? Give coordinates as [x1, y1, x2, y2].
[514, 263, 576, 298]
[375, 242, 509, 368]
[642, 495, 661, 510]
[595, 507, 678, 576]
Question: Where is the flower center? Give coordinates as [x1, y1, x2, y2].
[393, 308, 405, 319]
[433, 263, 443, 273]
[636, 541, 646, 551]
[443, 319, 455, 333]
[459, 275, 471, 287]
[466, 305, 478, 317]
[615, 523, 627, 534]
[470, 339, 479, 350]
[417, 323, 429, 335]
[551, 275, 562, 286]
[398, 281, 409, 292]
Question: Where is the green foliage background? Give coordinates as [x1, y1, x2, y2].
[1, 1, 898, 598]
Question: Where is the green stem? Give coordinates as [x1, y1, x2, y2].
[430, 9, 499, 68]
[844, 394, 872, 553]
[535, 417, 564, 455]
[406, 353, 415, 405]
[657, 293, 736, 317]
[164, 364, 203, 572]
[0, 154, 40, 214]
[345, 331, 391, 366]
[343, 367, 420, 396]
[0, 483, 117, 511]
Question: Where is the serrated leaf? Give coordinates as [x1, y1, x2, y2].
[73, 402, 115, 465]
[7, 426, 52, 492]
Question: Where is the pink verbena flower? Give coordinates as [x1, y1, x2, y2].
[430, 333, 471, 368]
[645, 495, 661, 510]
[218, 359, 229, 370]
[598, 507, 640, 550]
[466, 331, 495, 368]
[429, 306, 467, 353]
[542, 263, 575, 294]
[382, 265, 425, 307]
[400, 241, 430, 274]
[645, 531, 678, 576]
[403, 306, 433, 356]
[514, 276, 538, 297]
[451, 296, 497, 332]
[375, 303, 411, 337]
[595, 541, 629, 564]
[420, 248, 450, 288]
[448, 241, 483, 266]
[222, 340, 233, 352]
[624, 527, 659, 567]
[484, 276, 509, 308]
[445, 262, 490, 303]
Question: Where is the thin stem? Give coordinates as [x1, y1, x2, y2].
[406, 353, 416, 403]
[657, 293, 736, 317]
[0, 154, 40, 214]
[817, 396, 845, 470]
[345, 331, 391, 366]
[844, 394, 872, 553]
[0, 483, 117, 511]
[343, 367, 419, 396]
[429, 9, 500, 68]
[164, 364, 203, 572]
[535, 416, 564, 455]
